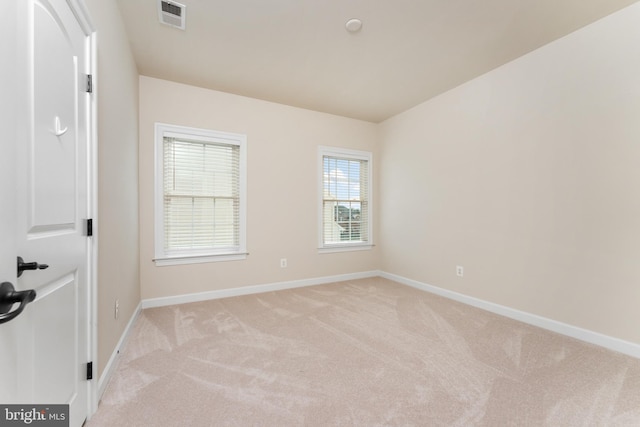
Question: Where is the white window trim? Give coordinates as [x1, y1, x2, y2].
[154, 123, 247, 266]
[318, 146, 373, 253]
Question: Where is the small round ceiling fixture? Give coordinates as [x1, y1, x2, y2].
[345, 18, 362, 33]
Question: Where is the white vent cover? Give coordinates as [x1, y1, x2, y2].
[158, 0, 186, 30]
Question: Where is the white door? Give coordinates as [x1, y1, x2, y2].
[0, 1, 94, 426]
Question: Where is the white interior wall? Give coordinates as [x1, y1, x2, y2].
[138, 77, 380, 300]
[379, 3, 640, 345]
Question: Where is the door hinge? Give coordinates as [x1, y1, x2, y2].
[86, 362, 93, 380]
[87, 219, 93, 237]
[86, 74, 93, 93]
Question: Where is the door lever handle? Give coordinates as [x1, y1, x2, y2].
[0, 282, 36, 325]
[17, 256, 49, 278]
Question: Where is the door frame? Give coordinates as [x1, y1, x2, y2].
[61, 0, 99, 418]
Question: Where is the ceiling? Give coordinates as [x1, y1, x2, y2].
[116, 0, 639, 123]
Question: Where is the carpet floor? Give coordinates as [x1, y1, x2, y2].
[87, 277, 640, 426]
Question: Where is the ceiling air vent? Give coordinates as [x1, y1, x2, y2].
[158, 0, 186, 30]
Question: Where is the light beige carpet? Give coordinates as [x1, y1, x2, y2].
[87, 277, 640, 426]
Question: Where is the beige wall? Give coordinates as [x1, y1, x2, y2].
[84, 0, 140, 377]
[379, 4, 640, 344]
[139, 77, 380, 300]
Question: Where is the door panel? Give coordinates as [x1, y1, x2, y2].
[32, 277, 77, 401]
[32, 0, 80, 230]
[1, 1, 93, 426]
[21, 1, 90, 424]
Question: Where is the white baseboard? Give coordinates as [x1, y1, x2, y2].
[380, 271, 640, 359]
[97, 302, 142, 400]
[141, 270, 381, 309]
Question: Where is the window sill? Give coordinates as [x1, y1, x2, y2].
[318, 244, 373, 254]
[154, 253, 247, 266]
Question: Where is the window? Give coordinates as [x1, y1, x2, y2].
[319, 146, 372, 252]
[154, 123, 246, 265]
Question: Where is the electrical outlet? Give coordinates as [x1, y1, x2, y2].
[280, 258, 287, 268]
[456, 266, 464, 277]
[115, 299, 120, 319]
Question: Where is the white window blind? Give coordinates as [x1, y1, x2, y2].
[155, 123, 246, 265]
[163, 137, 240, 252]
[320, 147, 372, 249]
